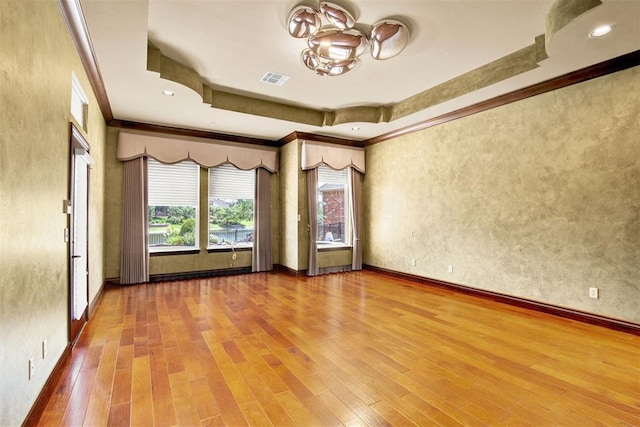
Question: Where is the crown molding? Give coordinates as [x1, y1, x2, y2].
[61, 0, 638, 149]
[278, 132, 362, 147]
[364, 49, 640, 146]
[57, 0, 113, 121]
[109, 120, 279, 148]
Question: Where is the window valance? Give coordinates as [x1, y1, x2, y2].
[301, 141, 365, 173]
[117, 130, 278, 172]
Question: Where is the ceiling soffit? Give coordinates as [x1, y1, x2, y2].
[144, 0, 607, 129]
[147, 36, 547, 128]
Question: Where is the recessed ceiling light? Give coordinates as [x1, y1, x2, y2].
[589, 25, 613, 38]
[162, 90, 175, 96]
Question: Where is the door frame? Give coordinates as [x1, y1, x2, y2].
[68, 123, 91, 344]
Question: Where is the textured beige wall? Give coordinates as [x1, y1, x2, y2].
[318, 249, 352, 268]
[298, 151, 310, 270]
[364, 66, 640, 323]
[279, 139, 354, 272]
[279, 141, 300, 270]
[104, 128, 280, 278]
[0, 1, 107, 424]
[104, 127, 123, 277]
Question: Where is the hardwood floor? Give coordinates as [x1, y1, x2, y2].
[37, 271, 639, 426]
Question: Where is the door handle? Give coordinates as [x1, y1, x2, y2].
[72, 255, 81, 258]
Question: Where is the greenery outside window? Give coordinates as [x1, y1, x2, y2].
[147, 158, 200, 252]
[209, 164, 255, 249]
[317, 164, 350, 248]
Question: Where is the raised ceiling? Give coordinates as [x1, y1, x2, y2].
[78, 0, 640, 142]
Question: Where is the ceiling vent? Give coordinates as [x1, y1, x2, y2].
[261, 72, 289, 86]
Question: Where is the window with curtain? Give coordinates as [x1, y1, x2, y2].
[317, 164, 350, 248]
[147, 158, 200, 252]
[208, 164, 255, 248]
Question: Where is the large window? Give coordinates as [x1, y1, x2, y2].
[147, 158, 200, 252]
[209, 164, 255, 248]
[317, 164, 350, 247]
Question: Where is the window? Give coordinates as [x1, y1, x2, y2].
[317, 164, 350, 247]
[208, 164, 255, 248]
[147, 158, 199, 252]
[71, 72, 88, 130]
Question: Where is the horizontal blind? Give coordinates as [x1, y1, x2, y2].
[209, 164, 255, 200]
[318, 164, 347, 186]
[148, 158, 199, 206]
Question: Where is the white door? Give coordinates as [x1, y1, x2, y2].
[71, 148, 91, 321]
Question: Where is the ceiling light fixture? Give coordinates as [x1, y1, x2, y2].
[162, 90, 175, 96]
[589, 24, 613, 38]
[287, 2, 410, 76]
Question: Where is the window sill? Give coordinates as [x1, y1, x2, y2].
[318, 244, 352, 252]
[207, 246, 253, 253]
[150, 248, 201, 257]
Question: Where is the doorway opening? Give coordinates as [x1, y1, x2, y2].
[69, 124, 92, 344]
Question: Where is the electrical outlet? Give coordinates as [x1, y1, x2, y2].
[28, 358, 35, 380]
[448, 265, 454, 273]
[232, 253, 237, 260]
[411, 258, 416, 266]
[42, 340, 48, 359]
[589, 287, 599, 299]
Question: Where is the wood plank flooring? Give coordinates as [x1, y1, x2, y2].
[37, 271, 640, 426]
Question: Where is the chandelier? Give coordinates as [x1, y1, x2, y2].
[287, 2, 410, 76]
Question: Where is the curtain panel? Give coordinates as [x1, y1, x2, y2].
[117, 130, 278, 172]
[252, 167, 273, 272]
[301, 141, 365, 173]
[349, 168, 363, 270]
[306, 168, 319, 276]
[120, 157, 149, 284]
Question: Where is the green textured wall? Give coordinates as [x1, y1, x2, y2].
[364, 66, 640, 323]
[0, 1, 107, 424]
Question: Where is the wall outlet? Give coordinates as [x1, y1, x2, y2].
[589, 287, 599, 299]
[411, 258, 416, 266]
[448, 265, 454, 273]
[42, 340, 48, 359]
[28, 358, 35, 380]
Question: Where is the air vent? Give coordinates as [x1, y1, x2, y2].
[261, 72, 289, 86]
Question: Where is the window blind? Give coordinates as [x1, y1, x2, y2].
[318, 165, 347, 186]
[148, 158, 199, 206]
[209, 164, 255, 200]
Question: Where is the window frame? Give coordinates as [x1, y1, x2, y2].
[147, 158, 200, 254]
[207, 164, 255, 250]
[316, 164, 351, 251]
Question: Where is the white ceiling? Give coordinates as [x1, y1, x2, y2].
[79, 0, 640, 142]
